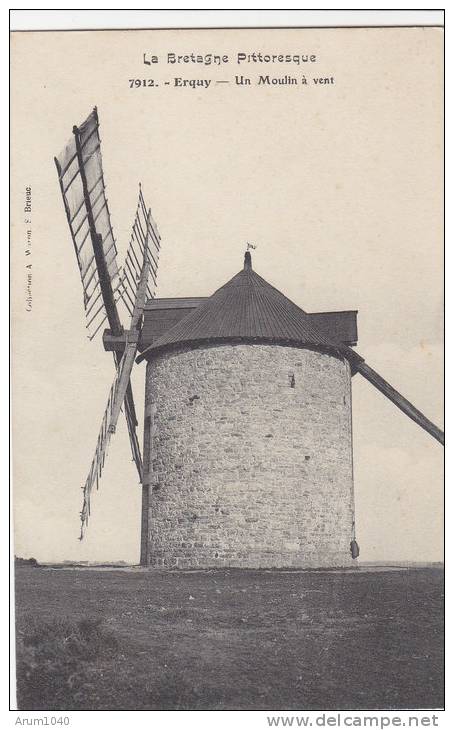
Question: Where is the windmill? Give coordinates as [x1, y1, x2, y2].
[55, 108, 443, 569]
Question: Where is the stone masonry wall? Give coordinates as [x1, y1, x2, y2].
[142, 343, 355, 568]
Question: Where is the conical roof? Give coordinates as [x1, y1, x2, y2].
[137, 252, 348, 362]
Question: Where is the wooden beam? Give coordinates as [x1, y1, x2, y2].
[103, 330, 130, 352]
[140, 399, 156, 566]
[356, 361, 444, 445]
[108, 213, 151, 435]
[92, 233, 123, 336]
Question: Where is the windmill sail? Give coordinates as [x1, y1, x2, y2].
[121, 184, 161, 313]
[79, 360, 123, 535]
[79, 209, 153, 538]
[54, 107, 123, 339]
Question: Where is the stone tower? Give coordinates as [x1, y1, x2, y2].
[137, 252, 358, 569]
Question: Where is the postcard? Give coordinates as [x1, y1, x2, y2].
[11, 16, 444, 714]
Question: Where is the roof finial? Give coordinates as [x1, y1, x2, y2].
[244, 242, 256, 270]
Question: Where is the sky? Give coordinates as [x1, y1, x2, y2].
[11, 26, 443, 563]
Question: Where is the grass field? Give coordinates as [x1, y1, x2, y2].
[14, 565, 443, 711]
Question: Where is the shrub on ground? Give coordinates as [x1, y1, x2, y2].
[16, 616, 119, 710]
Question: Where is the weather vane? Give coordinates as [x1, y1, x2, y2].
[246, 242, 257, 250]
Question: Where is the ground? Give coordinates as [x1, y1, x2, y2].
[14, 565, 443, 711]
